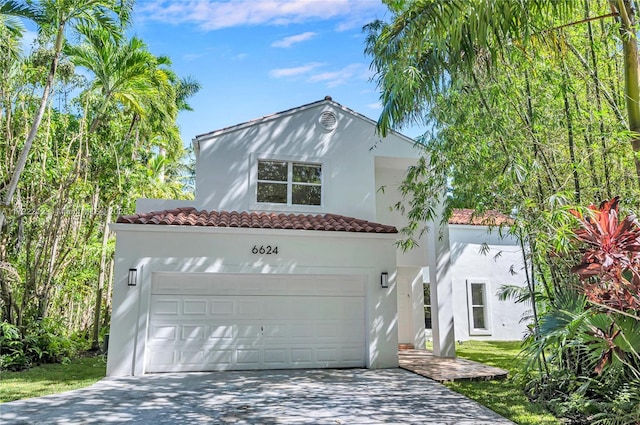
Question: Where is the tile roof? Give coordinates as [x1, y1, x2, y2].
[449, 209, 513, 226]
[116, 208, 398, 234]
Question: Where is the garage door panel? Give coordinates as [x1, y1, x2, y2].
[317, 348, 339, 362]
[291, 348, 313, 363]
[151, 273, 366, 297]
[236, 349, 261, 365]
[208, 350, 234, 365]
[264, 349, 287, 365]
[183, 300, 208, 315]
[262, 323, 289, 339]
[180, 350, 205, 365]
[264, 299, 314, 319]
[316, 323, 339, 339]
[323, 299, 364, 319]
[152, 299, 180, 315]
[147, 273, 366, 373]
[209, 325, 234, 340]
[148, 325, 178, 341]
[211, 300, 234, 315]
[147, 349, 175, 367]
[182, 325, 205, 340]
[235, 324, 262, 339]
[237, 300, 262, 316]
[290, 323, 315, 339]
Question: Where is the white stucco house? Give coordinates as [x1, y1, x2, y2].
[440, 209, 529, 342]
[106, 97, 529, 376]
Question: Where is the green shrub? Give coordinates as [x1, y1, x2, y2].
[27, 318, 77, 364]
[0, 319, 81, 371]
[0, 322, 30, 371]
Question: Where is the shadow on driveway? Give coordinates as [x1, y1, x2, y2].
[0, 368, 514, 424]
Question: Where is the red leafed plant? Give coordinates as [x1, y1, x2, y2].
[569, 196, 640, 312]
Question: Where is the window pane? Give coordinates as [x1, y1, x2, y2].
[424, 306, 432, 329]
[471, 283, 485, 306]
[257, 182, 287, 203]
[258, 161, 287, 181]
[293, 163, 321, 184]
[292, 184, 321, 205]
[472, 307, 486, 329]
[424, 283, 432, 329]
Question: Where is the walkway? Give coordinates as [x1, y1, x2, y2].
[399, 349, 509, 382]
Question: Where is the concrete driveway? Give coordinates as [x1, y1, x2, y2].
[0, 368, 514, 424]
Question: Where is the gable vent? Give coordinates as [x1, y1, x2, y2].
[319, 111, 338, 131]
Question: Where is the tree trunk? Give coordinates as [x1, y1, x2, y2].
[613, 0, 640, 185]
[586, 0, 611, 197]
[102, 258, 114, 328]
[92, 203, 112, 351]
[561, 64, 581, 203]
[0, 20, 66, 230]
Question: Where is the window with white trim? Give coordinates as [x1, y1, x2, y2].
[256, 160, 322, 206]
[467, 279, 491, 335]
[423, 283, 432, 330]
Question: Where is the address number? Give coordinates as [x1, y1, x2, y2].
[251, 245, 278, 255]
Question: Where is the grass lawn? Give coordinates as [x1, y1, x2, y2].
[0, 356, 106, 403]
[430, 340, 560, 425]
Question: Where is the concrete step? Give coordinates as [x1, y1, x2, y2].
[399, 349, 509, 382]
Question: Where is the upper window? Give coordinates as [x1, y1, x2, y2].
[257, 160, 322, 206]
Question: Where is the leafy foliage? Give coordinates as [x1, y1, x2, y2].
[366, 1, 640, 423]
[520, 202, 640, 423]
[0, 319, 81, 370]
[0, 1, 199, 368]
[570, 197, 640, 311]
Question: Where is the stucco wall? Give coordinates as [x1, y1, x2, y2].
[193, 101, 421, 221]
[448, 225, 530, 341]
[107, 224, 399, 376]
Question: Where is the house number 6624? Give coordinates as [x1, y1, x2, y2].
[251, 245, 278, 255]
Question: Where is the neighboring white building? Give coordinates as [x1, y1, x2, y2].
[106, 97, 529, 376]
[439, 209, 530, 342]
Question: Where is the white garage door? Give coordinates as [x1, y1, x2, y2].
[146, 273, 366, 372]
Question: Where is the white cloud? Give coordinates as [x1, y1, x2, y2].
[308, 63, 367, 88]
[271, 32, 317, 48]
[182, 53, 206, 61]
[269, 62, 324, 78]
[137, 0, 386, 31]
[270, 62, 369, 87]
[367, 102, 382, 110]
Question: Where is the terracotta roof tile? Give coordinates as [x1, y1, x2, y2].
[116, 208, 398, 234]
[449, 208, 513, 226]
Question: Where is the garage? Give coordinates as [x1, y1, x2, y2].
[107, 210, 400, 376]
[146, 272, 366, 372]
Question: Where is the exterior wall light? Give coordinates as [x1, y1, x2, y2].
[128, 268, 138, 287]
[380, 272, 389, 288]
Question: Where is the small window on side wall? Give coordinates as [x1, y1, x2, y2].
[424, 283, 432, 330]
[257, 160, 322, 206]
[467, 279, 491, 335]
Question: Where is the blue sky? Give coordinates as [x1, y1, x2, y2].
[129, 0, 424, 145]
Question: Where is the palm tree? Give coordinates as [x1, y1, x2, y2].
[0, 0, 132, 230]
[0, 1, 28, 38]
[65, 25, 173, 134]
[66, 26, 200, 348]
[365, 0, 640, 183]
